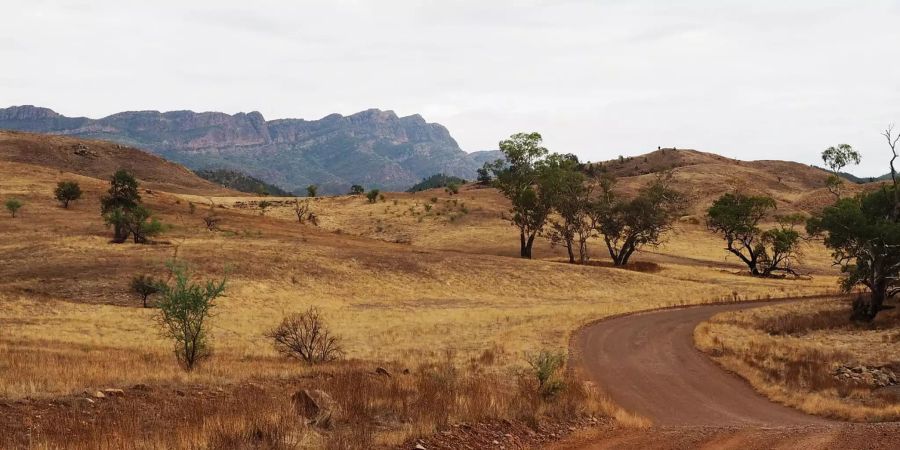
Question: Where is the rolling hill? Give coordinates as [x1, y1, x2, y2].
[593, 148, 864, 215]
[0, 130, 861, 448]
[0, 130, 233, 195]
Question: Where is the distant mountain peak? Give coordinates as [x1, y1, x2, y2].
[0, 105, 63, 120]
[0, 105, 488, 194]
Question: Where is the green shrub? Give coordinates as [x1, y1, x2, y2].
[131, 274, 162, 308]
[54, 181, 82, 208]
[5, 198, 22, 218]
[156, 261, 227, 371]
[527, 350, 566, 398]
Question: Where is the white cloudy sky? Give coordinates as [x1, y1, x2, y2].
[2, 0, 899, 176]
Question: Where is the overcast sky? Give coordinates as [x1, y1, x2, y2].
[2, 0, 899, 176]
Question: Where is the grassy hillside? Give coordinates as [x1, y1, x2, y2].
[0, 135, 852, 447]
[0, 130, 233, 195]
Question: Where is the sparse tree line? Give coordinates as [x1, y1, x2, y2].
[483, 132, 687, 264]
[486, 129, 898, 323]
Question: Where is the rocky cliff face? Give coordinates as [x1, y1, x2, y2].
[0, 105, 492, 194]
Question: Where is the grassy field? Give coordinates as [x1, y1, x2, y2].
[695, 298, 900, 422]
[0, 153, 855, 447]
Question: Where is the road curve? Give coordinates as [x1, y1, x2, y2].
[574, 301, 832, 427]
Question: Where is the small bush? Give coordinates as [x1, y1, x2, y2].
[5, 198, 22, 217]
[54, 181, 82, 208]
[257, 200, 272, 215]
[266, 308, 343, 364]
[156, 261, 227, 371]
[526, 350, 566, 398]
[366, 189, 380, 203]
[131, 274, 161, 308]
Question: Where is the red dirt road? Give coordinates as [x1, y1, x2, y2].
[576, 301, 827, 426]
[556, 300, 900, 449]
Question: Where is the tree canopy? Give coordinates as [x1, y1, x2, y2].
[707, 193, 803, 276]
[492, 132, 552, 258]
[808, 185, 900, 320]
[593, 173, 685, 266]
[54, 181, 82, 208]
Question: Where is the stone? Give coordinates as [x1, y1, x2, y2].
[375, 367, 392, 377]
[103, 388, 125, 397]
[292, 389, 338, 428]
[92, 391, 105, 399]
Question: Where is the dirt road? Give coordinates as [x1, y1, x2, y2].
[574, 300, 827, 426]
[555, 300, 900, 449]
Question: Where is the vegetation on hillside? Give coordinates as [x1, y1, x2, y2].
[407, 173, 467, 192]
[490, 132, 685, 264]
[706, 193, 804, 277]
[3, 124, 900, 447]
[808, 126, 900, 321]
[100, 169, 164, 243]
[54, 180, 82, 208]
[194, 168, 292, 196]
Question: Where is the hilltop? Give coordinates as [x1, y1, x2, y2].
[0, 105, 494, 194]
[0, 130, 233, 195]
[593, 148, 865, 215]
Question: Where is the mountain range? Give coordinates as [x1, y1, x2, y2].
[0, 105, 502, 194]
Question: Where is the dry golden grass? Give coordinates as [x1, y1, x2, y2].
[694, 298, 900, 422]
[0, 159, 844, 398]
[0, 153, 855, 447]
[4, 350, 603, 449]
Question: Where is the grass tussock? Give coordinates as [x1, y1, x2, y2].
[694, 298, 900, 422]
[10, 352, 602, 450]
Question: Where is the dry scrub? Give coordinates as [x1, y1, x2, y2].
[2, 351, 602, 449]
[694, 297, 900, 421]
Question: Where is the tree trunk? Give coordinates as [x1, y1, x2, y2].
[869, 289, 885, 321]
[863, 279, 887, 321]
[578, 238, 588, 264]
[113, 224, 127, 243]
[565, 239, 575, 264]
[523, 233, 536, 259]
[520, 231, 528, 258]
